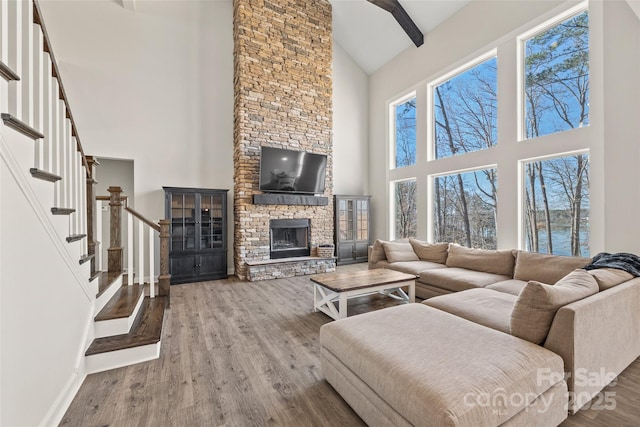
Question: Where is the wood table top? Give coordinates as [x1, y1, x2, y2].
[310, 268, 417, 292]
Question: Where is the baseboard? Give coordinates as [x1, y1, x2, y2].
[38, 368, 86, 427]
[85, 342, 161, 374]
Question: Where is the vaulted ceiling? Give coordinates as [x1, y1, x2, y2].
[330, 0, 471, 74]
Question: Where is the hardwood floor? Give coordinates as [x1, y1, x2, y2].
[61, 264, 640, 426]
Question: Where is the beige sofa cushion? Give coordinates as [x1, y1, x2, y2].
[320, 304, 565, 427]
[382, 260, 447, 276]
[382, 241, 419, 263]
[418, 267, 511, 293]
[587, 268, 634, 291]
[513, 251, 591, 284]
[486, 279, 527, 296]
[408, 238, 448, 264]
[369, 239, 387, 263]
[424, 288, 516, 334]
[446, 244, 515, 276]
[511, 269, 598, 344]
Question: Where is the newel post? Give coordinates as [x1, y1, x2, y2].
[158, 219, 171, 306]
[107, 186, 123, 272]
[86, 156, 99, 277]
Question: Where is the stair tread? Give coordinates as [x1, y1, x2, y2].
[66, 233, 86, 243]
[95, 284, 144, 321]
[96, 271, 123, 298]
[30, 168, 61, 182]
[79, 253, 95, 265]
[86, 296, 166, 356]
[0, 60, 20, 81]
[89, 271, 101, 282]
[1, 113, 45, 139]
[52, 207, 75, 215]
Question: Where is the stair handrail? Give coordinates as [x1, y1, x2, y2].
[33, 0, 91, 178]
[96, 191, 170, 304]
[124, 206, 161, 232]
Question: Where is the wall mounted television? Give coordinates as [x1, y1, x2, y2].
[259, 146, 327, 194]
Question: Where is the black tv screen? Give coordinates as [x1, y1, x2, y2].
[259, 146, 327, 194]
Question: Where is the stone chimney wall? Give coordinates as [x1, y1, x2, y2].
[233, 0, 333, 279]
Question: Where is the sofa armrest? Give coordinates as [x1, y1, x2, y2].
[544, 277, 640, 413]
[368, 246, 374, 269]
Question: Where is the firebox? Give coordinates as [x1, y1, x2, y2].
[270, 219, 310, 259]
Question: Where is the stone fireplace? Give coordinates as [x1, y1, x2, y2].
[270, 219, 310, 259]
[233, 0, 335, 280]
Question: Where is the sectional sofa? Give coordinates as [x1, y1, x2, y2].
[319, 239, 640, 426]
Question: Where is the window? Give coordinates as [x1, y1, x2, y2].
[393, 180, 417, 239]
[523, 10, 589, 139]
[523, 153, 589, 256]
[433, 168, 497, 249]
[385, 5, 592, 254]
[433, 56, 497, 159]
[392, 95, 417, 168]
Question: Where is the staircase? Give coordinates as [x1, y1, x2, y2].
[84, 189, 170, 373]
[0, 1, 170, 425]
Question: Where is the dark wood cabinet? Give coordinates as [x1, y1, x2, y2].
[334, 195, 371, 265]
[164, 187, 228, 284]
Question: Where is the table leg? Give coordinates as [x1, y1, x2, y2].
[409, 280, 415, 303]
[313, 283, 318, 312]
[338, 293, 348, 319]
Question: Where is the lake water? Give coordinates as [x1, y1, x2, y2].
[528, 227, 590, 257]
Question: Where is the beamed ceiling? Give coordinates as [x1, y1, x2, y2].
[330, 0, 471, 74]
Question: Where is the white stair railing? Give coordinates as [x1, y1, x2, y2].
[1, 0, 90, 253]
[96, 197, 103, 271]
[126, 207, 161, 297]
[96, 195, 162, 297]
[2, 0, 169, 302]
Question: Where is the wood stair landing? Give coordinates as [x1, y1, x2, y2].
[86, 296, 166, 356]
[96, 271, 123, 298]
[95, 284, 144, 321]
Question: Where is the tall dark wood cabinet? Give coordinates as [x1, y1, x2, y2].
[334, 195, 371, 265]
[164, 187, 228, 284]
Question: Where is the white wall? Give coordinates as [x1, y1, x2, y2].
[198, 2, 235, 273]
[39, 0, 372, 273]
[368, 0, 640, 255]
[38, 0, 236, 271]
[95, 158, 135, 270]
[332, 41, 369, 196]
[1, 143, 92, 427]
[602, 0, 640, 252]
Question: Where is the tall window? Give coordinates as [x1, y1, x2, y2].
[524, 153, 590, 256]
[394, 180, 417, 239]
[433, 56, 497, 159]
[523, 10, 589, 139]
[393, 96, 416, 167]
[433, 168, 497, 249]
[385, 5, 592, 255]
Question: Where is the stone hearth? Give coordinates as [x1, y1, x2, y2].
[232, 0, 334, 281]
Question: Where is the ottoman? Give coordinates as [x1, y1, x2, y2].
[319, 304, 568, 426]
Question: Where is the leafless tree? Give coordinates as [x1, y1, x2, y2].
[524, 11, 590, 255]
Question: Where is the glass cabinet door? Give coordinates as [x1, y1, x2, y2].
[339, 199, 355, 241]
[357, 199, 369, 241]
[200, 193, 224, 250]
[171, 193, 196, 251]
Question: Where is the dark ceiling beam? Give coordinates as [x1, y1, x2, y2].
[366, 0, 424, 47]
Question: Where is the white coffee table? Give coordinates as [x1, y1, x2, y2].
[310, 269, 416, 320]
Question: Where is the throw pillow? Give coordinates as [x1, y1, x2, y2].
[513, 251, 591, 284]
[510, 269, 598, 344]
[445, 244, 515, 276]
[409, 238, 448, 264]
[369, 239, 387, 264]
[588, 268, 634, 291]
[382, 241, 419, 263]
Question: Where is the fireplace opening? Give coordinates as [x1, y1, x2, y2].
[270, 219, 310, 259]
